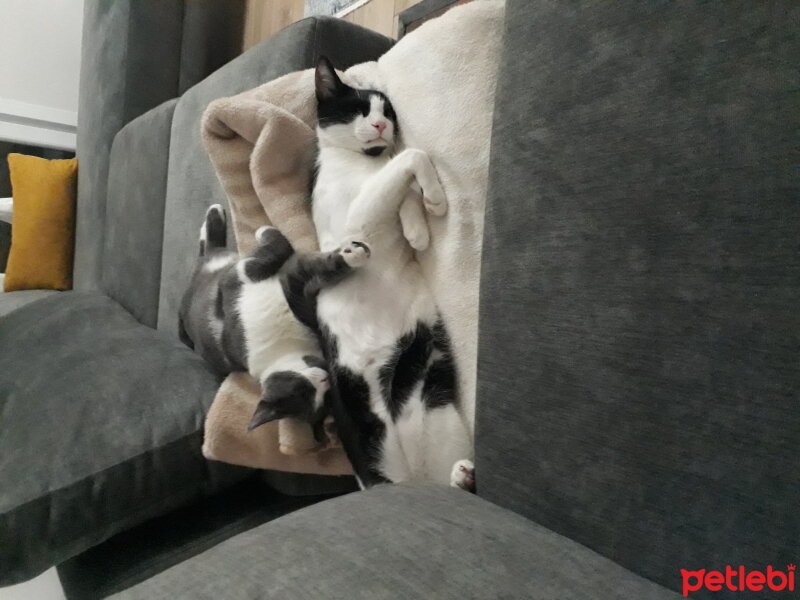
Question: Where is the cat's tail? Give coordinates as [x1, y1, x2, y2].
[199, 204, 227, 255]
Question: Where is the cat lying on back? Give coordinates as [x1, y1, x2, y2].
[297, 57, 475, 490]
[179, 205, 364, 436]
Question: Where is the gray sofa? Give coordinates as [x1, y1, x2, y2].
[2, 1, 797, 599]
[0, 1, 392, 595]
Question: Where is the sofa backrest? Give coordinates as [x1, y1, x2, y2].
[102, 100, 178, 328]
[155, 17, 394, 336]
[74, 0, 245, 292]
[476, 1, 798, 594]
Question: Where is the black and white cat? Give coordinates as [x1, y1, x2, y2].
[305, 58, 475, 489]
[179, 205, 364, 434]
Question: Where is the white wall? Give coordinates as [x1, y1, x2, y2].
[0, 0, 84, 150]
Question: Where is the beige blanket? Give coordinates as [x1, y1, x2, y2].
[200, 0, 504, 475]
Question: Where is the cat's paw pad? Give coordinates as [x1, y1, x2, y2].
[340, 240, 371, 267]
[255, 225, 277, 245]
[422, 186, 447, 217]
[450, 459, 476, 493]
[404, 223, 430, 251]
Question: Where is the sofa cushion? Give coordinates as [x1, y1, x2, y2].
[156, 16, 393, 335]
[0, 292, 248, 585]
[102, 99, 178, 328]
[110, 483, 678, 599]
[476, 0, 799, 594]
[0, 289, 57, 318]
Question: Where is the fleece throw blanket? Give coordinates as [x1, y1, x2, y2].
[200, 0, 504, 474]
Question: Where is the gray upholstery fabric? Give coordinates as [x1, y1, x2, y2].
[58, 477, 330, 600]
[476, 1, 799, 595]
[156, 17, 393, 334]
[0, 289, 57, 318]
[179, 0, 246, 94]
[111, 483, 678, 600]
[102, 100, 179, 327]
[0, 292, 248, 585]
[74, 1, 244, 291]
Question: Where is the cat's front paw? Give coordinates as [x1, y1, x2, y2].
[254, 225, 277, 246]
[450, 459, 476, 493]
[340, 240, 371, 268]
[422, 183, 447, 217]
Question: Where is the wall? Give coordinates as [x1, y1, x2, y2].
[0, 0, 84, 150]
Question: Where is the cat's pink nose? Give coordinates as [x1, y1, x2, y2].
[372, 121, 387, 135]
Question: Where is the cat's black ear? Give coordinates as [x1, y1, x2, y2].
[315, 56, 343, 102]
[247, 400, 283, 431]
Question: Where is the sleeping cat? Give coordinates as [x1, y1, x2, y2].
[295, 57, 475, 489]
[179, 205, 359, 434]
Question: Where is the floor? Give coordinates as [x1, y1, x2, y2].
[243, 0, 421, 48]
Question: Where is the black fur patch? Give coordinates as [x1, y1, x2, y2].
[219, 269, 248, 372]
[303, 354, 327, 370]
[241, 228, 294, 282]
[423, 320, 458, 410]
[248, 370, 317, 431]
[379, 323, 434, 421]
[363, 146, 386, 157]
[321, 326, 388, 487]
[315, 57, 397, 132]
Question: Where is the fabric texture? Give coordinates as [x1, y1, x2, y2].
[102, 99, 178, 327]
[74, 0, 244, 291]
[476, 1, 799, 594]
[0, 289, 57, 317]
[0, 292, 248, 585]
[156, 16, 391, 476]
[111, 483, 678, 600]
[4, 155, 77, 292]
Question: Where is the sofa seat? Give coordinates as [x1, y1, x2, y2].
[0, 289, 59, 318]
[111, 482, 679, 600]
[0, 292, 248, 585]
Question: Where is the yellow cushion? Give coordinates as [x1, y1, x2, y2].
[4, 154, 78, 292]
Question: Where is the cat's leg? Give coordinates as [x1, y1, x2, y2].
[239, 226, 294, 283]
[345, 149, 447, 239]
[297, 241, 370, 298]
[280, 242, 370, 330]
[200, 204, 227, 256]
[399, 193, 430, 251]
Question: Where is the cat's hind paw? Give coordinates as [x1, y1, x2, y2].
[340, 240, 371, 268]
[450, 459, 476, 493]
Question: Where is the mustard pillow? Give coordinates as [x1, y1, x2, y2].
[4, 154, 78, 292]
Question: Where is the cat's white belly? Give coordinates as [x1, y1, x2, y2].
[238, 278, 319, 381]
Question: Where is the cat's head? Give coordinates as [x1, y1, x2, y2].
[315, 56, 396, 156]
[247, 364, 330, 432]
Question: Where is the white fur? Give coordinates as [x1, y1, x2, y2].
[342, 0, 505, 433]
[314, 113, 473, 482]
[236, 275, 322, 392]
